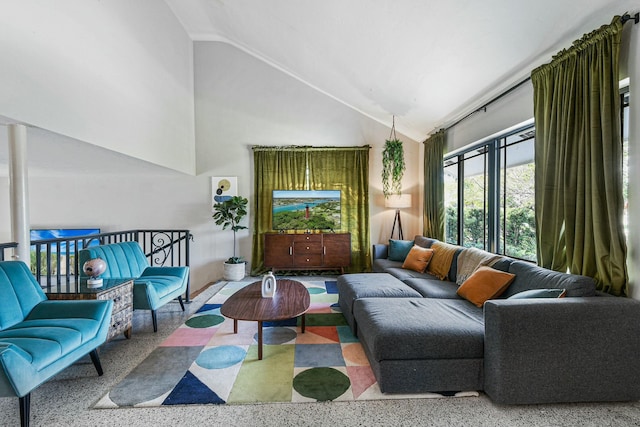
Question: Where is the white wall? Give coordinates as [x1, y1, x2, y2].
[194, 41, 422, 280]
[0, 0, 195, 174]
[0, 40, 422, 294]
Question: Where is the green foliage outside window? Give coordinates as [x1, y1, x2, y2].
[443, 151, 537, 262]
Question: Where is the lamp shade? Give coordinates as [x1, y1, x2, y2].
[385, 194, 412, 209]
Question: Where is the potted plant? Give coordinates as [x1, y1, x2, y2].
[382, 138, 405, 198]
[382, 116, 406, 198]
[212, 195, 249, 281]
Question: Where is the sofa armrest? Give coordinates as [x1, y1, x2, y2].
[372, 244, 388, 260]
[27, 300, 113, 322]
[134, 267, 189, 310]
[0, 343, 38, 397]
[484, 297, 640, 404]
[141, 266, 189, 280]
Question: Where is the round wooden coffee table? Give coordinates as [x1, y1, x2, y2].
[220, 279, 310, 360]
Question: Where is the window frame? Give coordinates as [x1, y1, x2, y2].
[443, 124, 536, 260]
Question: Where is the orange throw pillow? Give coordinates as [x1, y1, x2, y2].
[402, 245, 434, 273]
[457, 266, 516, 307]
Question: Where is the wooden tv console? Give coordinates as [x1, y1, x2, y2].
[263, 232, 351, 273]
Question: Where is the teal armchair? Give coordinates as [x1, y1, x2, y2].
[0, 261, 113, 427]
[78, 241, 189, 332]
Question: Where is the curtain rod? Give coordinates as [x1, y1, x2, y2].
[252, 145, 370, 152]
[621, 12, 639, 25]
[443, 77, 531, 133]
[441, 12, 637, 135]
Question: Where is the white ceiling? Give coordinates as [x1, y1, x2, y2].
[0, 1, 634, 176]
[165, 0, 633, 141]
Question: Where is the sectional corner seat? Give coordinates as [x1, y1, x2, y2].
[337, 235, 640, 404]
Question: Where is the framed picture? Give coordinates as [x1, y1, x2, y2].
[211, 176, 237, 210]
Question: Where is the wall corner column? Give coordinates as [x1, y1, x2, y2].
[8, 124, 31, 265]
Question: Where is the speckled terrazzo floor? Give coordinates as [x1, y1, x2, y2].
[2, 276, 640, 427]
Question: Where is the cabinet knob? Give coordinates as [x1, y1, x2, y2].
[306, 246, 310, 250]
[306, 258, 310, 262]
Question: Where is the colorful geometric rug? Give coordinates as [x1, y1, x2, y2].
[95, 278, 478, 407]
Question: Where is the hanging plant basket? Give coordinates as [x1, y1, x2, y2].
[382, 117, 406, 198]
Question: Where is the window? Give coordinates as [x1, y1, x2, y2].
[498, 131, 536, 261]
[622, 87, 629, 239]
[443, 125, 536, 261]
[444, 159, 459, 244]
[462, 148, 488, 249]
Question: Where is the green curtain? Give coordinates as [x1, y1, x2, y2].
[308, 147, 371, 272]
[251, 148, 308, 274]
[423, 130, 445, 240]
[531, 16, 627, 295]
[251, 146, 371, 274]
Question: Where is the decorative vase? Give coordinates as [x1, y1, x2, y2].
[261, 271, 277, 298]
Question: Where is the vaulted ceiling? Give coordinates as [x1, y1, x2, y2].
[165, 0, 633, 141]
[1, 1, 634, 176]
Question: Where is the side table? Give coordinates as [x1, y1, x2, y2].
[45, 279, 134, 341]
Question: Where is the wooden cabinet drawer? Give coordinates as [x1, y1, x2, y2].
[294, 254, 323, 267]
[99, 281, 133, 312]
[108, 307, 133, 340]
[294, 242, 323, 254]
[293, 234, 322, 243]
[264, 232, 350, 273]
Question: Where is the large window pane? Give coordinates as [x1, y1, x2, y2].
[499, 134, 536, 261]
[443, 124, 536, 260]
[622, 90, 629, 239]
[444, 160, 459, 244]
[462, 150, 487, 249]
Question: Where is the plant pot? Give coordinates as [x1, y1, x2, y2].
[223, 261, 246, 281]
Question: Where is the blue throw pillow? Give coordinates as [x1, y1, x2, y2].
[508, 288, 566, 299]
[388, 239, 414, 261]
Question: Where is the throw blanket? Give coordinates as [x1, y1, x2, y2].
[427, 242, 459, 280]
[456, 247, 502, 285]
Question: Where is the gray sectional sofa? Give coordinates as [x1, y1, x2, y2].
[337, 235, 640, 404]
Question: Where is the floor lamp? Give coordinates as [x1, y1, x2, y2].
[385, 194, 412, 240]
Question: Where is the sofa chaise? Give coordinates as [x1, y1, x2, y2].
[79, 241, 189, 332]
[0, 261, 113, 427]
[337, 235, 640, 404]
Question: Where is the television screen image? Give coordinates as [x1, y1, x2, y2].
[272, 190, 341, 231]
[30, 228, 101, 254]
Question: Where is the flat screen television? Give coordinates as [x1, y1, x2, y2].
[272, 190, 341, 231]
[30, 228, 101, 254]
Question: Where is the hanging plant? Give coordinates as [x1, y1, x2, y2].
[382, 117, 406, 197]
